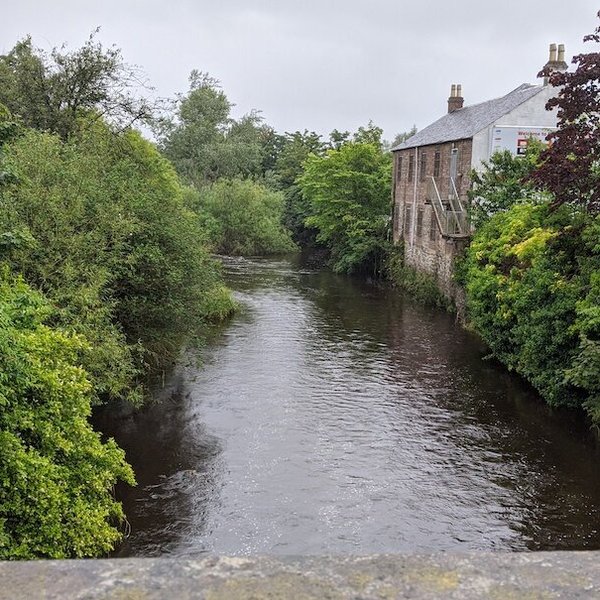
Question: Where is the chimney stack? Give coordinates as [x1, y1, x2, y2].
[448, 83, 464, 113]
[542, 43, 568, 84]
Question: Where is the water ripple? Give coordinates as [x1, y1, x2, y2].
[101, 256, 600, 557]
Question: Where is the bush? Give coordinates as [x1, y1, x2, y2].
[460, 202, 600, 420]
[197, 178, 297, 255]
[0, 119, 234, 402]
[0, 272, 134, 559]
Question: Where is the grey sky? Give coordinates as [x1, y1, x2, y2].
[1, 1, 596, 141]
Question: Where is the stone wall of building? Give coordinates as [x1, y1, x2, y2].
[392, 138, 473, 307]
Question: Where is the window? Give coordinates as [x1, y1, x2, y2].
[416, 208, 424, 236]
[396, 155, 403, 182]
[419, 152, 427, 182]
[450, 147, 459, 182]
[404, 205, 412, 237]
[429, 211, 438, 241]
[433, 150, 441, 178]
[408, 154, 414, 182]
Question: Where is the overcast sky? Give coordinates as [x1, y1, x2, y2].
[1, 1, 597, 141]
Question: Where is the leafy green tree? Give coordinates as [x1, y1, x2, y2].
[159, 71, 267, 186]
[468, 141, 545, 228]
[298, 141, 392, 275]
[460, 202, 600, 421]
[256, 125, 286, 175]
[353, 120, 384, 148]
[0, 32, 153, 140]
[328, 129, 350, 150]
[0, 272, 134, 559]
[197, 178, 296, 256]
[0, 117, 233, 401]
[273, 130, 325, 245]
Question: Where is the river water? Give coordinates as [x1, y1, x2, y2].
[98, 256, 600, 557]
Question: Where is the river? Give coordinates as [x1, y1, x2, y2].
[97, 256, 600, 557]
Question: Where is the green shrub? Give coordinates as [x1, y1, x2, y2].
[461, 202, 600, 420]
[197, 178, 297, 255]
[0, 119, 234, 401]
[0, 272, 134, 559]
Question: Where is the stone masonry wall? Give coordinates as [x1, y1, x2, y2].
[392, 138, 473, 304]
[2, 554, 600, 599]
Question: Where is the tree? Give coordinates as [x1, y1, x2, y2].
[298, 141, 392, 275]
[353, 120, 384, 148]
[272, 130, 326, 245]
[328, 129, 350, 150]
[197, 178, 296, 256]
[468, 141, 545, 228]
[0, 32, 154, 139]
[0, 272, 135, 559]
[391, 126, 417, 148]
[0, 117, 233, 401]
[159, 71, 267, 186]
[530, 13, 600, 212]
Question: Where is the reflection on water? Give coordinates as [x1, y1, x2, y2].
[97, 256, 600, 556]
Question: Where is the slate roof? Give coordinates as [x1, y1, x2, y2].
[392, 84, 546, 151]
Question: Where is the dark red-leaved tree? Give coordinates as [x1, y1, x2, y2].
[530, 12, 600, 212]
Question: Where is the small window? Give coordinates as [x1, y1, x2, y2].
[404, 205, 412, 236]
[419, 152, 427, 182]
[408, 154, 414, 182]
[433, 150, 441, 178]
[396, 155, 403, 182]
[416, 208, 424, 236]
[429, 211, 438, 241]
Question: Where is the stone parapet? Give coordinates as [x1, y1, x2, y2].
[1, 553, 599, 599]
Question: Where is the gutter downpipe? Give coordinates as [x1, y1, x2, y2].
[410, 146, 418, 249]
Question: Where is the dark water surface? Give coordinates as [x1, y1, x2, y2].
[98, 256, 600, 557]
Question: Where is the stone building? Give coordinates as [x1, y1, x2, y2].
[391, 44, 568, 300]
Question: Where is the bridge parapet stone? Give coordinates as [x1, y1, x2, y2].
[0, 553, 599, 599]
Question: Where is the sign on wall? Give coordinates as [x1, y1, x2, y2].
[490, 126, 555, 156]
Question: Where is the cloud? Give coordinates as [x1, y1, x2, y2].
[1, 0, 595, 140]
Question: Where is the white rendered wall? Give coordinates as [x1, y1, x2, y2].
[470, 85, 559, 171]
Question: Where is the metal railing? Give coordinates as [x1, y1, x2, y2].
[448, 178, 465, 214]
[426, 176, 469, 238]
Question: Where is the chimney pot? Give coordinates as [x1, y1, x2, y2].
[448, 83, 464, 113]
[542, 43, 568, 84]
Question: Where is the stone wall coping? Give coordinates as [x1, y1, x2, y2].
[1, 552, 599, 599]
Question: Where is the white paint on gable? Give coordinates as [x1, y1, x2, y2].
[470, 85, 559, 171]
